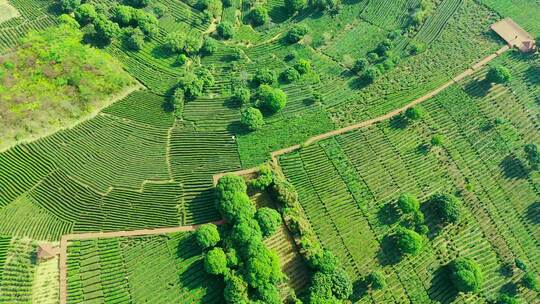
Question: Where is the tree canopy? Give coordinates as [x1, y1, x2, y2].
[255, 207, 281, 237]
[448, 258, 483, 293]
[241, 107, 264, 131]
[429, 193, 462, 225]
[204, 247, 229, 275]
[393, 227, 424, 255]
[486, 65, 511, 84]
[256, 85, 287, 113]
[195, 223, 221, 249]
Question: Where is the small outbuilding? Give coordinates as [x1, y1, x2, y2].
[491, 18, 536, 53]
[37, 244, 60, 261]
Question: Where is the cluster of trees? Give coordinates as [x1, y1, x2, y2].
[284, 24, 309, 44]
[409, 0, 433, 26]
[263, 167, 353, 303]
[521, 143, 539, 172]
[200, 174, 284, 303]
[170, 67, 215, 117]
[164, 30, 205, 57]
[351, 35, 400, 83]
[496, 259, 538, 303]
[386, 192, 463, 259]
[280, 59, 312, 83]
[58, 0, 158, 47]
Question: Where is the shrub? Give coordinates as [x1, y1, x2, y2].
[253, 68, 277, 86]
[397, 193, 420, 214]
[196, 67, 215, 87]
[241, 107, 264, 131]
[294, 59, 311, 74]
[404, 106, 424, 121]
[281, 67, 301, 83]
[176, 54, 188, 65]
[272, 176, 299, 207]
[284, 0, 307, 14]
[256, 85, 287, 113]
[217, 22, 235, 39]
[308, 249, 337, 273]
[232, 87, 251, 105]
[111, 5, 134, 25]
[308, 269, 352, 302]
[74, 4, 97, 25]
[409, 41, 426, 55]
[521, 272, 538, 290]
[231, 47, 243, 60]
[486, 65, 511, 84]
[195, 223, 221, 249]
[285, 24, 309, 44]
[448, 258, 483, 293]
[366, 271, 386, 290]
[164, 31, 187, 54]
[250, 7, 270, 26]
[375, 39, 393, 56]
[257, 285, 281, 304]
[124, 27, 145, 50]
[255, 207, 281, 237]
[184, 32, 203, 55]
[429, 193, 462, 224]
[250, 164, 273, 190]
[59, 0, 81, 13]
[393, 227, 424, 255]
[431, 134, 445, 146]
[172, 88, 184, 117]
[204, 247, 228, 275]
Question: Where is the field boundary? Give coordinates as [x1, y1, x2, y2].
[58, 220, 224, 304]
[55, 45, 509, 304]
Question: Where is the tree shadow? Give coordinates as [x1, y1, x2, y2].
[376, 234, 401, 266]
[227, 121, 249, 136]
[499, 282, 518, 296]
[178, 259, 225, 302]
[347, 75, 371, 90]
[420, 200, 443, 239]
[499, 154, 528, 179]
[350, 278, 368, 302]
[223, 97, 239, 110]
[151, 44, 175, 60]
[176, 234, 201, 260]
[463, 78, 491, 98]
[389, 115, 408, 130]
[417, 143, 430, 155]
[525, 65, 540, 86]
[428, 265, 458, 303]
[526, 201, 540, 225]
[376, 203, 400, 225]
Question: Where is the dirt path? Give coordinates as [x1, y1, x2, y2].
[58, 220, 224, 304]
[270, 45, 510, 165]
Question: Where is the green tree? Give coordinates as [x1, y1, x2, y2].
[152, 3, 168, 17]
[245, 245, 282, 288]
[74, 3, 97, 25]
[58, 14, 80, 28]
[195, 223, 221, 249]
[204, 247, 228, 275]
[521, 272, 538, 291]
[232, 87, 251, 105]
[285, 24, 309, 44]
[94, 16, 121, 43]
[177, 72, 204, 100]
[217, 22, 234, 39]
[257, 285, 281, 304]
[486, 65, 511, 84]
[124, 27, 145, 51]
[524, 143, 540, 171]
[185, 32, 203, 55]
[198, 0, 222, 17]
[448, 258, 483, 293]
[255, 207, 281, 237]
[366, 271, 386, 290]
[111, 5, 134, 25]
[221, 192, 257, 223]
[284, 0, 307, 14]
[253, 68, 277, 86]
[241, 107, 264, 131]
[125, 0, 151, 8]
[431, 134, 445, 146]
[224, 272, 250, 303]
[232, 219, 262, 248]
[294, 59, 311, 74]
[397, 193, 420, 214]
[195, 67, 215, 87]
[164, 31, 187, 53]
[281, 67, 301, 83]
[202, 38, 218, 55]
[429, 193, 462, 225]
[393, 227, 424, 255]
[216, 174, 247, 198]
[59, 0, 81, 13]
[250, 7, 269, 26]
[353, 58, 369, 73]
[257, 85, 287, 113]
[363, 66, 381, 83]
[404, 106, 424, 121]
[496, 294, 520, 304]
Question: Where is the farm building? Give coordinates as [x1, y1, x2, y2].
[491, 18, 536, 52]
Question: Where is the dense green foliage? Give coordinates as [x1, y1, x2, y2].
[240, 107, 264, 131]
[255, 207, 281, 237]
[256, 85, 287, 113]
[486, 65, 512, 84]
[397, 193, 420, 214]
[448, 258, 483, 293]
[429, 193, 462, 225]
[196, 223, 221, 249]
[392, 227, 424, 256]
